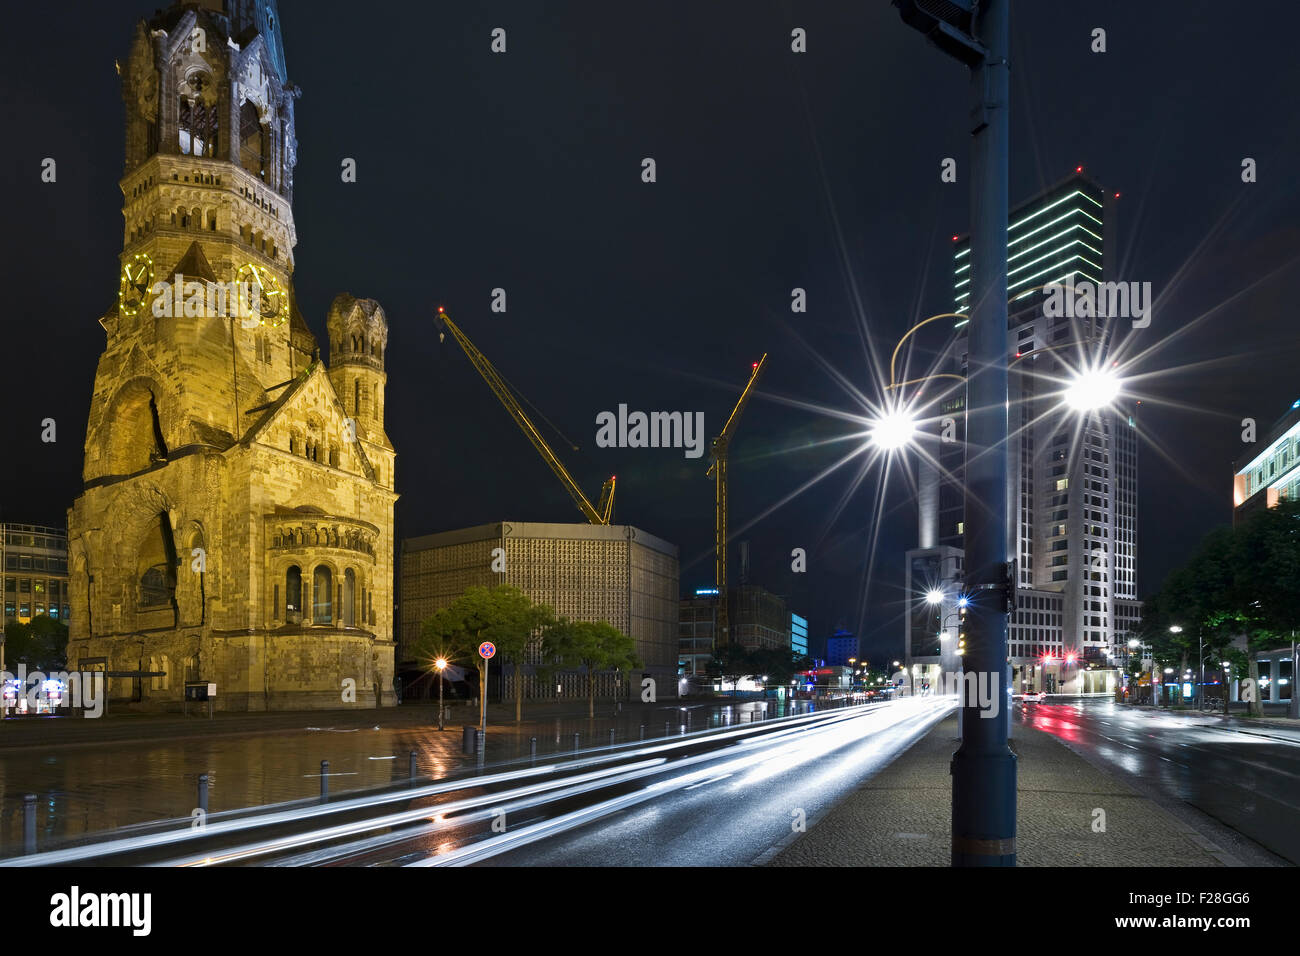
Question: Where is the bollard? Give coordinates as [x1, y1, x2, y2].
[476, 729, 485, 757]
[664, 720, 670, 737]
[572, 732, 580, 751]
[197, 774, 209, 814]
[639, 724, 645, 740]
[409, 750, 417, 782]
[530, 736, 538, 762]
[608, 728, 615, 747]
[23, 794, 36, 855]
[462, 725, 477, 755]
[320, 761, 329, 802]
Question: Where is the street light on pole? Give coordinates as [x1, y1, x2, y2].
[435, 657, 448, 731]
[894, 0, 1014, 867]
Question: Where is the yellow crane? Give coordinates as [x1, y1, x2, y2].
[436, 306, 615, 525]
[707, 354, 768, 646]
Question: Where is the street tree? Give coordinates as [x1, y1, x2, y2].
[545, 619, 640, 718]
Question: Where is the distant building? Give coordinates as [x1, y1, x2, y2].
[1, 524, 70, 625]
[400, 521, 679, 700]
[825, 630, 859, 667]
[791, 613, 808, 658]
[679, 587, 719, 678]
[728, 583, 790, 652]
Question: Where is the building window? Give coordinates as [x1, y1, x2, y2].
[344, 569, 356, 627]
[313, 565, 332, 625]
[286, 565, 302, 624]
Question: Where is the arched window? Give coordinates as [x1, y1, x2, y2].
[312, 565, 332, 624]
[239, 101, 268, 181]
[286, 565, 302, 624]
[344, 569, 356, 627]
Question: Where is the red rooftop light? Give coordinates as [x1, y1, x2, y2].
[1075, 165, 1083, 173]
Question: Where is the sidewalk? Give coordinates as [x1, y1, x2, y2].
[763, 716, 1238, 866]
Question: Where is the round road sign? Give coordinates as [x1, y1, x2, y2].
[478, 641, 496, 660]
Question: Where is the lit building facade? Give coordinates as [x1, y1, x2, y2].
[679, 587, 719, 678]
[825, 630, 860, 667]
[906, 172, 1140, 696]
[2, 525, 71, 625]
[65, 1, 398, 711]
[400, 522, 680, 700]
[791, 613, 808, 658]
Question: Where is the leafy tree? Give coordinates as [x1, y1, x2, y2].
[544, 619, 640, 718]
[744, 647, 813, 692]
[711, 642, 752, 697]
[412, 585, 555, 722]
[3, 615, 68, 671]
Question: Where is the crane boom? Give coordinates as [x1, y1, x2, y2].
[707, 354, 768, 647]
[436, 307, 615, 525]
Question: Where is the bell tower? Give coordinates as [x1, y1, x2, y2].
[328, 295, 395, 490]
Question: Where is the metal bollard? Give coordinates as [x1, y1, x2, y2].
[664, 720, 670, 737]
[463, 725, 477, 755]
[639, 724, 645, 740]
[530, 736, 538, 762]
[197, 774, 209, 814]
[572, 732, 580, 751]
[23, 794, 36, 855]
[409, 751, 417, 782]
[608, 728, 615, 747]
[320, 761, 329, 802]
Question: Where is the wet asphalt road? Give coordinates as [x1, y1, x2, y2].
[1018, 699, 1300, 864]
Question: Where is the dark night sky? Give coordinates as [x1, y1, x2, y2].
[3, 1, 1299, 665]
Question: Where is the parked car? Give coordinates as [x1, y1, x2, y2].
[1021, 690, 1046, 703]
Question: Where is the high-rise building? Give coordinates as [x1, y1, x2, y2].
[727, 584, 790, 652]
[1233, 398, 1300, 520]
[825, 630, 859, 667]
[65, 1, 398, 710]
[1, 525, 70, 625]
[400, 522, 680, 700]
[907, 171, 1140, 696]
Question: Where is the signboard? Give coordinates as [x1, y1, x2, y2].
[478, 641, 496, 660]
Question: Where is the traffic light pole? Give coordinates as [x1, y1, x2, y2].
[949, 0, 1016, 867]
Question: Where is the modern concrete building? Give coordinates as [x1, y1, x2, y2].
[727, 583, 791, 652]
[906, 171, 1140, 697]
[400, 521, 680, 700]
[2, 524, 71, 625]
[679, 587, 719, 678]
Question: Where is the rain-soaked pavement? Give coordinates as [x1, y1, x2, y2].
[0, 697, 804, 851]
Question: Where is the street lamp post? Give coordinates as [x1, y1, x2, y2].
[895, 0, 1014, 867]
[435, 657, 447, 731]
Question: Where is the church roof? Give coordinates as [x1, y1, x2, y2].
[170, 241, 218, 283]
[156, 2, 288, 83]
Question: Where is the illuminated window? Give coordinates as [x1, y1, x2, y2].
[313, 565, 333, 624]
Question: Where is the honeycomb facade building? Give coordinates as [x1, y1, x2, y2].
[65, 0, 398, 711]
[400, 522, 680, 701]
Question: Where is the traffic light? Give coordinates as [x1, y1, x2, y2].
[892, 0, 985, 67]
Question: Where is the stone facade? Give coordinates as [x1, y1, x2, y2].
[65, 1, 398, 711]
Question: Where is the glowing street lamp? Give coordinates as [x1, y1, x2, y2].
[869, 408, 917, 450]
[925, 589, 944, 605]
[1063, 366, 1121, 412]
[435, 657, 448, 731]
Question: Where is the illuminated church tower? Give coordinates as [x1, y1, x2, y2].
[67, 1, 398, 711]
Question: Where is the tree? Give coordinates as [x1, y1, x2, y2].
[412, 585, 555, 722]
[545, 619, 640, 718]
[711, 643, 752, 697]
[3, 615, 68, 671]
[744, 647, 813, 693]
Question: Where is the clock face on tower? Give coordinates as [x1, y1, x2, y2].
[118, 253, 154, 317]
[236, 262, 285, 327]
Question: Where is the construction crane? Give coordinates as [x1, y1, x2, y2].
[435, 306, 615, 525]
[706, 353, 768, 647]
